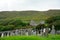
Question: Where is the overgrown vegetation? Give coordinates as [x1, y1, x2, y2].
[46, 16, 60, 30]
[0, 10, 60, 31]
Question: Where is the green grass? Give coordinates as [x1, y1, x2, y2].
[0, 35, 60, 40]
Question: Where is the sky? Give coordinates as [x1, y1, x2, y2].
[0, 0, 60, 11]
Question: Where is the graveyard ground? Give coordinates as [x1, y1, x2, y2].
[0, 35, 60, 40]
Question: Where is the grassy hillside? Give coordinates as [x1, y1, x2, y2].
[0, 10, 60, 22]
[0, 10, 60, 31]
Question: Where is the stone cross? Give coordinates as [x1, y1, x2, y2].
[50, 25, 55, 34]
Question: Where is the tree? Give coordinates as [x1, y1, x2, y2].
[46, 16, 60, 24]
[46, 16, 60, 30]
[0, 25, 14, 31]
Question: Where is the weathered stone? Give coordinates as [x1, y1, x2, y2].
[7, 32, 10, 37]
[32, 30, 36, 35]
[50, 25, 55, 34]
[1, 33, 4, 37]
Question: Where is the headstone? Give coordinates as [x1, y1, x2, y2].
[1, 33, 4, 37]
[28, 29, 32, 35]
[20, 29, 25, 35]
[44, 28, 49, 36]
[40, 29, 43, 36]
[15, 29, 19, 35]
[56, 30, 60, 34]
[25, 32, 28, 36]
[10, 32, 13, 36]
[22, 29, 26, 35]
[20, 29, 23, 35]
[10, 32, 15, 36]
[7, 32, 10, 37]
[32, 30, 36, 35]
[43, 28, 46, 33]
[50, 25, 55, 34]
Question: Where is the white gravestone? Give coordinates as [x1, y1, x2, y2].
[1, 33, 4, 37]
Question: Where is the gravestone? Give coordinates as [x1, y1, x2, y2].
[56, 30, 60, 34]
[15, 29, 19, 35]
[40, 29, 43, 36]
[7, 32, 10, 37]
[50, 25, 55, 34]
[25, 30, 28, 36]
[44, 28, 49, 36]
[10, 32, 13, 36]
[43, 28, 46, 36]
[20, 29, 23, 35]
[22, 29, 26, 35]
[32, 30, 36, 35]
[25, 32, 28, 36]
[28, 29, 32, 35]
[1, 33, 4, 37]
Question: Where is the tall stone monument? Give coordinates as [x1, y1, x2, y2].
[50, 25, 55, 34]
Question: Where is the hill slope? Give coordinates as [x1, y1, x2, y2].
[0, 10, 60, 22]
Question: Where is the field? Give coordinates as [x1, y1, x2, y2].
[0, 35, 60, 40]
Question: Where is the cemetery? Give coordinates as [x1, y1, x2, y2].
[0, 11, 60, 40]
[0, 26, 60, 40]
[0, 17, 60, 40]
[0, 20, 60, 38]
[0, 0, 60, 40]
